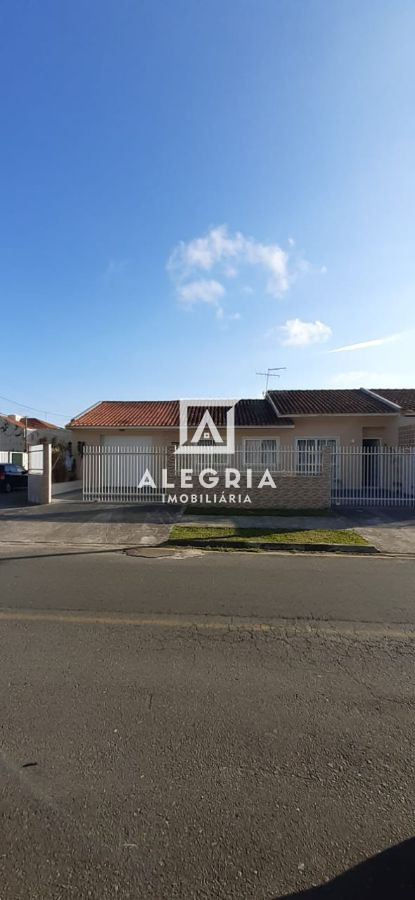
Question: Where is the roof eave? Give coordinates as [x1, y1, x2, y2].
[67, 400, 103, 429]
[69, 423, 295, 430]
[284, 412, 397, 417]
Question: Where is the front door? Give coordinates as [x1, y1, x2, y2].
[362, 439, 381, 489]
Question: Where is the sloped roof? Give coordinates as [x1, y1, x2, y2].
[25, 417, 60, 429]
[371, 389, 415, 416]
[69, 401, 179, 428]
[0, 413, 24, 428]
[269, 389, 395, 416]
[0, 414, 59, 429]
[187, 400, 292, 427]
[69, 399, 293, 428]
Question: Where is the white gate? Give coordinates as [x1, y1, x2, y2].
[332, 446, 415, 507]
[83, 445, 168, 502]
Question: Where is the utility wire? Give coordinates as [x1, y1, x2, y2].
[0, 393, 71, 420]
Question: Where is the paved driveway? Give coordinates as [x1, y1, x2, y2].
[0, 497, 182, 547]
[340, 508, 415, 555]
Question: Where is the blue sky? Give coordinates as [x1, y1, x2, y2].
[0, 0, 414, 422]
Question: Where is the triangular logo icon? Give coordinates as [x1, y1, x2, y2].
[190, 410, 223, 445]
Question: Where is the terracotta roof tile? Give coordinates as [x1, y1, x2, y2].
[24, 417, 60, 429]
[69, 401, 179, 428]
[0, 414, 24, 429]
[0, 414, 59, 429]
[69, 399, 293, 429]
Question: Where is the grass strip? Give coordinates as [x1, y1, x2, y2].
[169, 526, 367, 545]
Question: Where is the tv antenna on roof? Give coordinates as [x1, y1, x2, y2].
[256, 367, 286, 395]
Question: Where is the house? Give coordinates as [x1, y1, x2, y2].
[0, 414, 27, 465]
[0, 413, 73, 467]
[68, 388, 409, 457]
[68, 389, 415, 507]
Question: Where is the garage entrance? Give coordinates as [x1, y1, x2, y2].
[83, 442, 168, 502]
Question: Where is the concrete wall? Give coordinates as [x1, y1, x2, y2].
[51, 479, 82, 496]
[27, 426, 73, 446]
[289, 415, 399, 446]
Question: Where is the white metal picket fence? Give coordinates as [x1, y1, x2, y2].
[83, 445, 168, 502]
[82, 443, 415, 507]
[331, 446, 415, 507]
[83, 445, 325, 503]
[174, 447, 323, 476]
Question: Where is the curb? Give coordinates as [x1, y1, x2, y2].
[165, 539, 380, 555]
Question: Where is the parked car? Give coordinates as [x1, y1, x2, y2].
[0, 463, 28, 493]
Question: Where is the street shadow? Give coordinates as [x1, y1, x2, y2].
[0, 547, 127, 562]
[276, 837, 415, 899]
[0, 504, 182, 524]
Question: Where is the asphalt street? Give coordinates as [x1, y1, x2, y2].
[1, 550, 415, 898]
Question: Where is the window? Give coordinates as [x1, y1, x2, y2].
[296, 438, 338, 474]
[244, 438, 279, 470]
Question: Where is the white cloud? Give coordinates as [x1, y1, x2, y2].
[167, 224, 294, 302]
[178, 279, 225, 306]
[280, 318, 332, 347]
[331, 370, 413, 388]
[177, 279, 226, 319]
[167, 224, 320, 320]
[329, 333, 403, 353]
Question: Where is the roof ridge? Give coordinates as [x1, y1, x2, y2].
[361, 388, 401, 411]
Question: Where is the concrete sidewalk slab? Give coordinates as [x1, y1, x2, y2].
[181, 513, 351, 530]
[0, 501, 182, 547]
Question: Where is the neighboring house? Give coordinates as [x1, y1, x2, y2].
[0, 413, 73, 467]
[5, 414, 70, 445]
[370, 389, 415, 447]
[68, 388, 412, 464]
[0, 415, 27, 465]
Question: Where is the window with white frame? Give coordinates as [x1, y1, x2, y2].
[244, 438, 279, 470]
[296, 437, 338, 474]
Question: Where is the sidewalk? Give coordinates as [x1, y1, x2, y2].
[181, 509, 415, 555]
[180, 513, 350, 530]
[0, 500, 181, 548]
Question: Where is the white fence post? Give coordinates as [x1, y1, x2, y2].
[27, 443, 52, 504]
